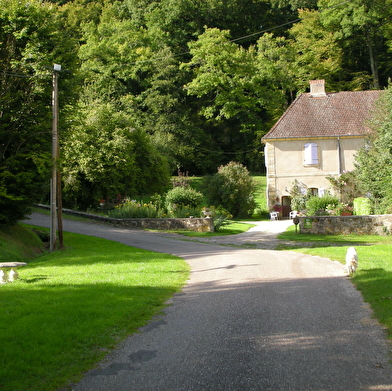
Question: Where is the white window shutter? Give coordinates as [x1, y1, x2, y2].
[304, 143, 318, 165]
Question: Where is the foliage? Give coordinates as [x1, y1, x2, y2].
[355, 86, 392, 213]
[305, 194, 340, 216]
[202, 161, 256, 218]
[354, 197, 373, 215]
[61, 100, 170, 210]
[201, 206, 233, 231]
[325, 203, 354, 216]
[183, 28, 264, 125]
[289, 9, 344, 91]
[326, 171, 363, 205]
[0, 0, 78, 225]
[318, 0, 392, 89]
[109, 199, 162, 219]
[0, 229, 189, 391]
[165, 186, 204, 210]
[4, 0, 392, 220]
[171, 170, 192, 188]
[288, 179, 308, 212]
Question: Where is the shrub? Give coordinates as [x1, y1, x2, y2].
[289, 179, 308, 211]
[202, 161, 256, 218]
[165, 186, 204, 210]
[207, 206, 233, 231]
[306, 195, 340, 216]
[109, 199, 162, 218]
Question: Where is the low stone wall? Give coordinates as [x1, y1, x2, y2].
[299, 214, 392, 235]
[37, 205, 214, 232]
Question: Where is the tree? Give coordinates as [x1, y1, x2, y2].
[255, 33, 298, 112]
[183, 28, 265, 125]
[318, 0, 392, 89]
[354, 87, 392, 212]
[181, 28, 271, 171]
[61, 99, 170, 209]
[0, 0, 77, 225]
[289, 9, 344, 90]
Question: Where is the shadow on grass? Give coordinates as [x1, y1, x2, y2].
[0, 282, 180, 391]
[276, 226, 387, 250]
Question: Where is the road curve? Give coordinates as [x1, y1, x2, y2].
[25, 213, 392, 390]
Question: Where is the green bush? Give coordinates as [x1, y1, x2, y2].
[306, 195, 340, 216]
[165, 186, 204, 210]
[353, 197, 372, 215]
[202, 161, 256, 218]
[108, 199, 162, 218]
[207, 206, 233, 231]
[288, 179, 308, 211]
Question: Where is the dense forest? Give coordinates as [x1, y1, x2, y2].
[2, 0, 392, 221]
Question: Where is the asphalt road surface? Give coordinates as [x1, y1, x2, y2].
[26, 213, 392, 391]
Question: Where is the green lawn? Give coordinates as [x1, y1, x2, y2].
[251, 174, 269, 219]
[277, 227, 392, 340]
[0, 226, 189, 391]
[175, 221, 255, 237]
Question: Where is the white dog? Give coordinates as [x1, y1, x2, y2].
[345, 247, 358, 274]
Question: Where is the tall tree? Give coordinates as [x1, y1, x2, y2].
[289, 9, 344, 90]
[318, 0, 392, 89]
[0, 0, 77, 225]
[183, 28, 266, 129]
[355, 87, 392, 212]
[62, 98, 170, 209]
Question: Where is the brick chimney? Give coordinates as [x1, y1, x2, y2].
[309, 79, 326, 97]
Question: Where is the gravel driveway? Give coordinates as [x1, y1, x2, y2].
[26, 214, 392, 390]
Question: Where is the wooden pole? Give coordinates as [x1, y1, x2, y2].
[50, 65, 61, 251]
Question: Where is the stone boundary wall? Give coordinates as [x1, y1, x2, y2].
[299, 214, 392, 235]
[37, 205, 214, 232]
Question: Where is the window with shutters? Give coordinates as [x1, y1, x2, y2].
[304, 143, 319, 165]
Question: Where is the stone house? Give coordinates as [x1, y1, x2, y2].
[262, 80, 382, 218]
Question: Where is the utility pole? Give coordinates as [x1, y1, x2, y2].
[50, 64, 62, 251]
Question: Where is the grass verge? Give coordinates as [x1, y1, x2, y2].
[277, 227, 392, 340]
[0, 224, 46, 260]
[173, 221, 255, 237]
[0, 226, 190, 391]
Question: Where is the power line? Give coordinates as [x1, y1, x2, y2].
[0, 69, 51, 78]
[195, 144, 263, 155]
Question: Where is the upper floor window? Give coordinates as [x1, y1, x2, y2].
[304, 142, 319, 165]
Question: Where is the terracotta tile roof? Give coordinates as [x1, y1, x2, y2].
[263, 90, 383, 140]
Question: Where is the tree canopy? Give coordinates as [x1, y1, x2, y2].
[354, 85, 392, 213]
[3, 0, 392, 223]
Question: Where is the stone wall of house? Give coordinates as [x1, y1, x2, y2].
[38, 206, 214, 232]
[298, 214, 392, 235]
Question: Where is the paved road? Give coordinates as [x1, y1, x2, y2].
[26, 214, 392, 390]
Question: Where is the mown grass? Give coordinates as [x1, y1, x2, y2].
[0, 226, 189, 391]
[0, 224, 45, 260]
[174, 221, 255, 237]
[277, 226, 392, 339]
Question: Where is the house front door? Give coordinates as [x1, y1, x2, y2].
[281, 196, 291, 219]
